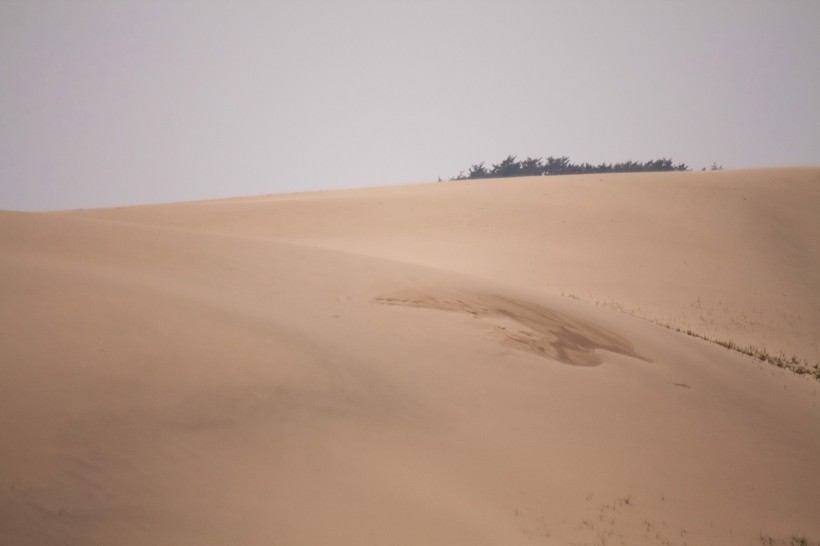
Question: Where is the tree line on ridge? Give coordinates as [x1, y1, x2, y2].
[450, 155, 691, 180]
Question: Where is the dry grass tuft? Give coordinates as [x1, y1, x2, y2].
[562, 293, 820, 382]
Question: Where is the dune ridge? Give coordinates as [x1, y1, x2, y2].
[1, 168, 819, 545]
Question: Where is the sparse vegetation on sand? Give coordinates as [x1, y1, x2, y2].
[561, 293, 820, 381]
[665, 325, 820, 381]
[759, 533, 819, 546]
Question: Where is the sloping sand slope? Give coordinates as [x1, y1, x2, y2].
[1, 168, 819, 545]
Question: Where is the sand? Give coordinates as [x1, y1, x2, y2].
[1, 167, 819, 545]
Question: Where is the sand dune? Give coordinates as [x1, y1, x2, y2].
[1, 168, 819, 545]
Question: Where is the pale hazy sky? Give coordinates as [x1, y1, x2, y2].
[2, 1, 819, 211]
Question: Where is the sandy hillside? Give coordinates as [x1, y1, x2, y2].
[1, 168, 819, 546]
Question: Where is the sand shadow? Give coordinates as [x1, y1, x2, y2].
[375, 290, 645, 367]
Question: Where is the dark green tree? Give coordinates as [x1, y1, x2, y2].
[490, 155, 521, 178]
[520, 157, 544, 176]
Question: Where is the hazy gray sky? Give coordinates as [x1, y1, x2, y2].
[2, 1, 819, 211]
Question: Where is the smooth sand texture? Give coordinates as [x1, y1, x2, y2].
[1, 168, 819, 545]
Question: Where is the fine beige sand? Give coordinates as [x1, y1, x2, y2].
[1, 167, 819, 545]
